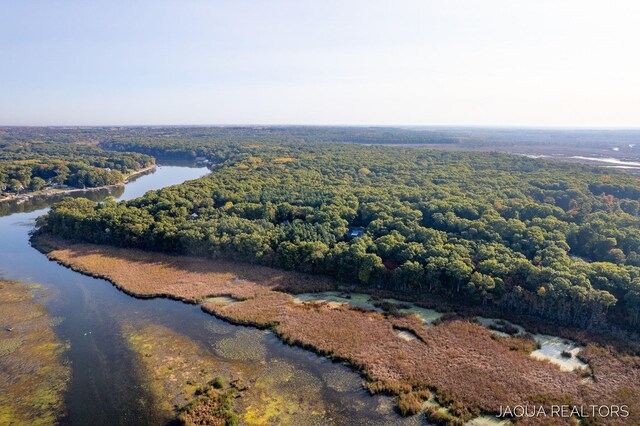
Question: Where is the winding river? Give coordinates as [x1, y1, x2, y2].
[0, 164, 420, 425]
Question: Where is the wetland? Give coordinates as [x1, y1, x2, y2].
[37, 235, 640, 425]
[0, 164, 428, 425]
[3, 134, 640, 425]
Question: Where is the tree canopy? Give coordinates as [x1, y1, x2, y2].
[0, 138, 154, 196]
[37, 136, 640, 331]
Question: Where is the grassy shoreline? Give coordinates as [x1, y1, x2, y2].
[33, 234, 640, 425]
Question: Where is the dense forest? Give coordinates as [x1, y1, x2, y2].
[37, 137, 640, 332]
[0, 138, 154, 197]
[0, 126, 462, 147]
[4, 125, 639, 149]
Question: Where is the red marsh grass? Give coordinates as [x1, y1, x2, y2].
[35, 235, 334, 302]
[38, 236, 640, 425]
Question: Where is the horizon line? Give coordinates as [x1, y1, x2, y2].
[1, 124, 640, 131]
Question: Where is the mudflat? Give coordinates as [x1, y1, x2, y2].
[0, 280, 70, 425]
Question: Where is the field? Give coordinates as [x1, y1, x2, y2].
[36, 235, 640, 425]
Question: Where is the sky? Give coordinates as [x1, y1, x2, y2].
[1, 1, 639, 127]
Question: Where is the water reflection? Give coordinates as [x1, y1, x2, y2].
[0, 186, 124, 217]
[0, 163, 424, 425]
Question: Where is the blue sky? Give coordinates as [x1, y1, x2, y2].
[1, 1, 639, 126]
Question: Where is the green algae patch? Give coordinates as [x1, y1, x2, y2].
[0, 337, 23, 357]
[0, 280, 70, 426]
[322, 368, 363, 393]
[243, 393, 297, 425]
[123, 322, 245, 424]
[204, 320, 235, 336]
[213, 329, 268, 362]
[293, 292, 380, 311]
[124, 323, 220, 412]
[238, 359, 328, 426]
[293, 292, 443, 325]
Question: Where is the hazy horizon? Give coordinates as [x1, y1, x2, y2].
[2, 1, 639, 127]
[3, 124, 640, 130]
[2, 125, 640, 130]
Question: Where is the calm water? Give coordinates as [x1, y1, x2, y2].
[0, 164, 422, 425]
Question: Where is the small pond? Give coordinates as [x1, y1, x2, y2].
[293, 291, 443, 324]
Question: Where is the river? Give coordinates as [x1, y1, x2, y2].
[0, 164, 421, 425]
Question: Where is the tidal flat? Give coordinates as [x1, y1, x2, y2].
[37, 236, 640, 425]
[120, 317, 416, 425]
[123, 322, 241, 425]
[0, 280, 70, 425]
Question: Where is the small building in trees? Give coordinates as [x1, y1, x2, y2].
[347, 226, 365, 238]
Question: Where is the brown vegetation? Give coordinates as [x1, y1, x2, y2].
[424, 406, 464, 426]
[178, 383, 238, 426]
[39, 236, 640, 425]
[397, 389, 431, 416]
[35, 235, 334, 303]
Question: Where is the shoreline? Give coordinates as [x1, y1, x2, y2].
[0, 164, 157, 205]
[31, 234, 640, 426]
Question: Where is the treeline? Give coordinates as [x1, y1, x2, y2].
[5, 126, 638, 151]
[0, 140, 154, 196]
[1, 126, 461, 151]
[97, 127, 460, 160]
[38, 141, 640, 331]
